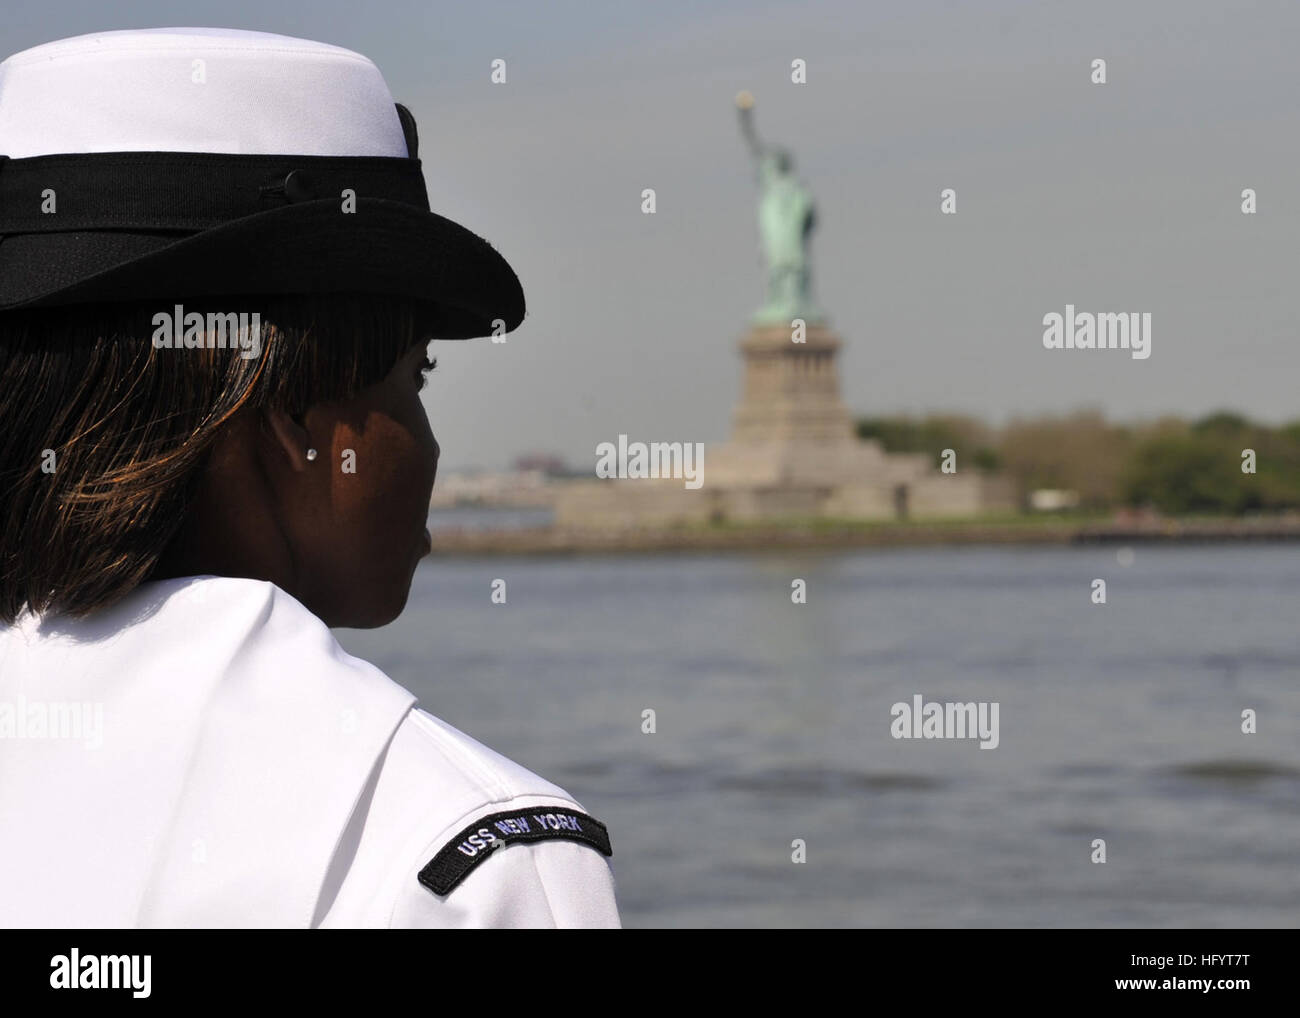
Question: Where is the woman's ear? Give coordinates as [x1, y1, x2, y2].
[263, 407, 314, 472]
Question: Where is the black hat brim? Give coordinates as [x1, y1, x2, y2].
[0, 197, 524, 339]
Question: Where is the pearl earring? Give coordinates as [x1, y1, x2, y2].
[306, 448, 318, 461]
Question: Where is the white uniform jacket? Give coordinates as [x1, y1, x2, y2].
[0, 575, 621, 928]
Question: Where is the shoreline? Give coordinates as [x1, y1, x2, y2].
[425, 515, 1300, 557]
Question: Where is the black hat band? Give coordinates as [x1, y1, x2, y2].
[0, 152, 430, 235]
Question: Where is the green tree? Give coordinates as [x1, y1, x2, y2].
[854, 414, 997, 473]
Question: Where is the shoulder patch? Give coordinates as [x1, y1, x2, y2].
[417, 806, 613, 896]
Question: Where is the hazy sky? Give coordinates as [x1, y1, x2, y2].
[6, 1, 1298, 469]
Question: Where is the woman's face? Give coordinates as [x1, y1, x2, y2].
[159, 339, 441, 628]
[285, 342, 439, 627]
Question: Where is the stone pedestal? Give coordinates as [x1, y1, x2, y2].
[729, 322, 855, 444]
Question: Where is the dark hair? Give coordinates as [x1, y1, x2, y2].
[0, 293, 439, 623]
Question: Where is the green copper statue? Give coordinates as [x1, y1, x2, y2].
[736, 91, 823, 326]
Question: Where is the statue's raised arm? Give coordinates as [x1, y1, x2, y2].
[735, 90, 764, 163]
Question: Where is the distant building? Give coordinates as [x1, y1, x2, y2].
[429, 469, 556, 509]
[513, 452, 573, 476]
[1029, 489, 1081, 512]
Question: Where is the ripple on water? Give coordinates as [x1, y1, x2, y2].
[716, 767, 945, 796]
[1160, 759, 1300, 783]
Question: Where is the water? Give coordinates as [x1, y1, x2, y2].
[335, 543, 1300, 928]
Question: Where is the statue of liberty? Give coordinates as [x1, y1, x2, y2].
[736, 91, 823, 326]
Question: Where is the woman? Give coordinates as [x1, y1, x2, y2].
[0, 28, 620, 928]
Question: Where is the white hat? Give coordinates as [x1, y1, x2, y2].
[0, 27, 524, 337]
